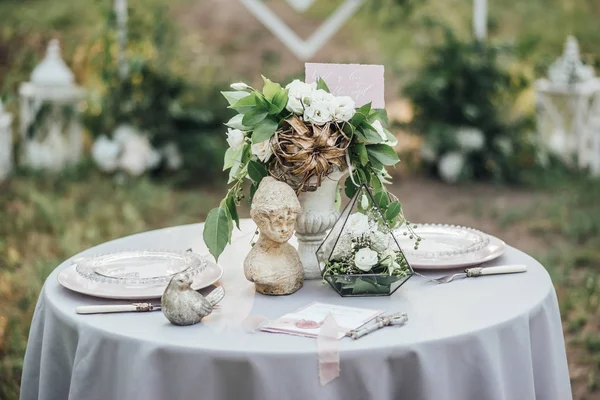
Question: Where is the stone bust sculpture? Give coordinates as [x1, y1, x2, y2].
[244, 177, 303, 295]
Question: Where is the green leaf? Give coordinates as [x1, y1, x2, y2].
[252, 118, 278, 143]
[223, 147, 243, 171]
[226, 195, 240, 229]
[344, 177, 358, 198]
[374, 191, 389, 210]
[371, 174, 384, 194]
[269, 89, 288, 115]
[203, 207, 231, 261]
[351, 278, 386, 294]
[316, 77, 330, 92]
[360, 123, 384, 143]
[351, 143, 369, 166]
[249, 182, 259, 205]
[247, 160, 268, 182]
[262, 76, 282, 101]
[350, 103, 372, 126]
[222, 91, 250, 106]
[242, 109, 268, 127]
[366, 144, 400, 166]
[230, 93, 257, 114]
[385, 201, 402, 221]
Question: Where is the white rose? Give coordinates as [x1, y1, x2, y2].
[230, 82, 250, 91]
[304, 103, 332, 125]
[92, 135, 121, 173]
[225, 114, 248, 130]
[372, 120, 398, 146]
[310, 89, 335, 107]
[346, 213, 370, 237]
[251, 140, 273, 163]
[285, 80, 316, 115]
[456, 127, 485, 151]
[354, 248, 378, 272]
[438, 151, 465, 183]
[329, 96, 356, 122]
[226, 128, 245, 150]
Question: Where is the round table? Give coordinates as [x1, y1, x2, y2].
[21, 220, 572, 400]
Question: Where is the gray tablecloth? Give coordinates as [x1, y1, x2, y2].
[21, 220, 572, 400]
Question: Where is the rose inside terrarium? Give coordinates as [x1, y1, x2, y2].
[321, 212, 411, 278]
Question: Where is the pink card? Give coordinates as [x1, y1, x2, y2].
[305, 63, 385, 108]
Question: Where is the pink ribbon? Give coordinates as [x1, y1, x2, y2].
[317, 313, 344, 386]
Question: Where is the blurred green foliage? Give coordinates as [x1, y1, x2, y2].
[404, 22, 536, 183]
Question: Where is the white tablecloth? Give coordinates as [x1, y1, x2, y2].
[21, 220, 572, 400]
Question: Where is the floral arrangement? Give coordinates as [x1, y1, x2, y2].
[317, 191, 414, 296]
[204, 76, 403, 260]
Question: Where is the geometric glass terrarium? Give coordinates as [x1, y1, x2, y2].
[316, 184, 414, 297]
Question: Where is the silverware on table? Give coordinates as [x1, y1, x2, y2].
[346, 312, 408, 340]
[417, 264, 527, 284]
[76, 302, 161, 314]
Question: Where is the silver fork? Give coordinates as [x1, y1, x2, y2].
[416, 264, 527, 284]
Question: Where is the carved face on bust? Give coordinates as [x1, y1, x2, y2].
[254, 208, 298, 243]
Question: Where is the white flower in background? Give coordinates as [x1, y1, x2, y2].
[420, 142, 437, 163]
[456, 127, 485, 152]
[162, 142, 183, 170]
[372, 120, 398, 146]
[304, 102, 333, 125]
[285, 80, 316, 114]
[330, 96, 356, 122]
[354, 248, 378, 272]
[113, 124, 160, 176]
[495, 137, 513, 155]
[346, 213, 370, 237]
[92, 135, 120, 172]
[438, 151, 465, 183]
[230, 82, 250, 91]
[225, 114, 247, 130]
[226, 128, 245, 150]
[251, 140, 273, 163]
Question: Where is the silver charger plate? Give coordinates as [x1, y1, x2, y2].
[394, 224, 506, 269]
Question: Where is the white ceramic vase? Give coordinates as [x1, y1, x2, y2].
[295, 169, 346, 279]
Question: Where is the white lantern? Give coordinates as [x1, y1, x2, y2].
[19, 39, 85, 172]
[0, 99, 14, 182]
[535, 36, 600, 173]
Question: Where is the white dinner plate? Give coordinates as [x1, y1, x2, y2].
[395, 224, 506, 270]
[58, 259, 224, 300]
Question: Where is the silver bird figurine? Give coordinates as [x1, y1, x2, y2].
[161, 273, 225, 326]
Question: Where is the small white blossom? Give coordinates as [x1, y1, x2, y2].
[230, 82, 250, 91]
[226, 128, 245, 150]
[438, 151, 465, 183]
[360, 194, 369, 210]
[354, 248, 378, 272]
[495, 137, 513, 155]
[251, 140, 273, 163]
[162, 142, 183, 170]
[370, 230, 392, 253]
[372, 120, 398, 146]
[330, 233, 353, 260]
[456, 127, 485, 151]
[285, 80, 316, 115]
[304, 102, 333, 125]
[346, 213, 370, 237]
[329, 96, 356, 122]
[92, 135, 120, 173]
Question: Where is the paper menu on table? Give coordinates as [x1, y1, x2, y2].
[261, 302, 382, 339]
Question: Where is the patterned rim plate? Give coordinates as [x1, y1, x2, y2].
[58, 254, 223, 300]
[394, 224, 506, 269]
